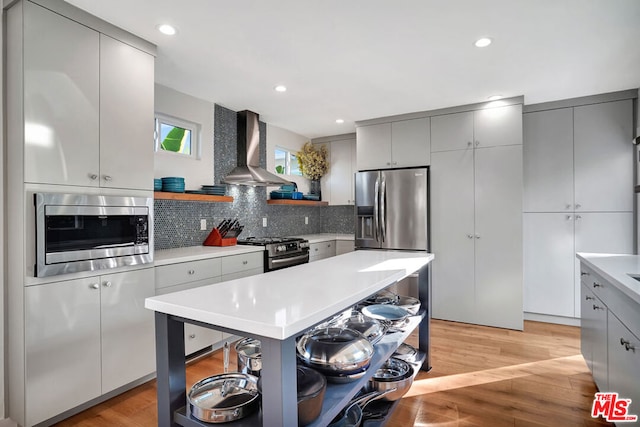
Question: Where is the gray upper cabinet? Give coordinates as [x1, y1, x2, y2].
[574, 99, 633, 212]
[24, 2, 100, 186]
[474, 104, 523, 148]
[356, 118, 430, 170]
[431, 111, 474, 152]
[523, 108, 574, 212]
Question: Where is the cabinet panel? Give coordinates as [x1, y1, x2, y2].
[524, 213, 575, 317]
[430, 111, 474, 152]
[221, 252, 263, 275]
[309, 241, 336, 262]
[23, 2, 100, 186]
[336, 240, 355, 255]
[474, 146, 523, 329]
[590, 291, 608, 390]
[474, 104, 523, 148]
[221, 267, 264, 282]
[356, 123, 391, 170]
[100, 35, 154, 190]
[156, 258, 222, 289]
[607, 312, 640, 416]
[25, 278, 101, 426]
[391, 118, 430, 167]
[430, 149, 476, 323]
[523, 108, 574, 212]
[100, 268, 155, 393]
[574, 100, 634, 212]
[580, 284, 595, 372]
[574, 212, 634, 317]
[330, 140, 355, 205]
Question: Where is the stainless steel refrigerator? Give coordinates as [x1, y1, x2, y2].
[355, 167, 429, 251]
[354, 166, 431, 370]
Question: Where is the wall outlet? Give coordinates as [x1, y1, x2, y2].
[200, 219, 207, 230]
[262, 217, 267, 227]
[305, 216, 308, 225]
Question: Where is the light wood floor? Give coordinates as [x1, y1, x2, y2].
[55, 320, 611, 427]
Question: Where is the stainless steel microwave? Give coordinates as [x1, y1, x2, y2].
[35, 193, 153, 277]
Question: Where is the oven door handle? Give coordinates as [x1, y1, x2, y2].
[271, 253, 309, 265]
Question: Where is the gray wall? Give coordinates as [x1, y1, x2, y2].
[154, 104, 354, 249]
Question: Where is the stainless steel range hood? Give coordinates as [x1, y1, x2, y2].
[223, 110, 291, 186]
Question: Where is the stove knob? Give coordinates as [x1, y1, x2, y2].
[277, 245, 286, 252]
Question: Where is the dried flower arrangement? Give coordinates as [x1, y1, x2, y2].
[296, 142, 328, 180]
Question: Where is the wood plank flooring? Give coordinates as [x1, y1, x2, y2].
[54, 320, 612, 426]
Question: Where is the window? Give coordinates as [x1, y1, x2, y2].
[154, 113, 200, 158]
[275, 147, 302, 176]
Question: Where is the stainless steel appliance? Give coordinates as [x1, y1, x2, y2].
[35, 193, 153, 277]
[237, 237, 309, 272]
[355, 168, 429, 251]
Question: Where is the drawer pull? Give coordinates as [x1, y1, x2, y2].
[242, 260, 248, 265]
[580, 271, 589, 277]
[188, 270, 195, 275]
[620, 338, 635, 352]
[103, 281, 112, 288]
[90, 283, 99, 290]
[327, 243, 331, 247]
[585, 296, 594, 301]
[189, 334, 196, 339]
[592, 304, 603, 311]
[592, 282, 602, 288]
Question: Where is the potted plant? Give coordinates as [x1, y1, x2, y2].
[297, 142, 328, 199]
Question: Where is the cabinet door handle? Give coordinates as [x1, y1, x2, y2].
[592, 304, 603, 310]
[467, 234, 474, 239]
[566, 204, 572, 210]
[89, 173, 98, 180]
[581, 271, 589, 277]
[575, 204, 581, 209]
[620, 338, 635, 352]
[103, 281, 112, 288]
[585, 296, 594, 301]
[575, 215, 582, 220]
[89, 283, 99, 290]
[475, 141, 480, 146]
[386, 162, 391, 166]
[188, 269, 195, 275]
[475, 234, 480, 239]
[566, 215, 572, 220]
[242, 260, 248, 265]
[189, 334, 196, 339]
[467, 141, 472, 147]
[327, 243, 331, 248]
[103, 175, 113, 181]
[392, 161, 398, 165]
[592, 282, 601, 288]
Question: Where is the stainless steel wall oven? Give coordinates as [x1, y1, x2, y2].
[35, 193, 153, 277]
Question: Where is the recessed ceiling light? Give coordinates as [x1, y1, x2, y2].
[335, 119, 344, 124]
[274, 85, 287, 92]
[157, 24, 177, 36]
[474, 37, 492, 48]
[488, 95, 502, 101]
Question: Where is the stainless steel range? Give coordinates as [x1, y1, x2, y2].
[237, 237, 310, 272]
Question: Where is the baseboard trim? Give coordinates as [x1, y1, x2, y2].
[524, 312, 581, 326]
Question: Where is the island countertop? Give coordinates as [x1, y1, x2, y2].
[145, 250, 434, 340]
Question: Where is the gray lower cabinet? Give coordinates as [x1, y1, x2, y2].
[25, 268, 155, 426]
[580, 263, 640, 419]
[309, 241, 336, 262]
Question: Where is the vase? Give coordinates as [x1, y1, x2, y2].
[309, 179, 322, 200]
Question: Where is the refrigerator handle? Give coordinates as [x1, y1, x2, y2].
[380, 176, 386, 243]
[373, 178, 380, 242]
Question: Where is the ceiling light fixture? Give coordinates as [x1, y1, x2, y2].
[274, 85, 287, 92]
[335, 119, 344, 124]
[474, 37, 492, 48]
[488, 95, 502, 101]
[157, 24, 177, 35]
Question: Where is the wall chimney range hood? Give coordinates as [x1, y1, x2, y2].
[223, 110, 291, 186]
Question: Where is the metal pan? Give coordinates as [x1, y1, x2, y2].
[188, 373, 260, 423]
[361, 304, 411, 325]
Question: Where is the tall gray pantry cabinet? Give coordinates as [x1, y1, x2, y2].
[4, 1, 157, 426]
[430, 101, 524, 330]
[523, 91, 635, 322]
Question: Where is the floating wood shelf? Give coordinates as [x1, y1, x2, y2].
[154, 191, 233, 203]
[267, 199, 328, 206]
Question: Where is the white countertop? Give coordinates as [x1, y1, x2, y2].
[145, 250, 433, 340]
[154, 245, 264, 266]
[293, 233, 355, 243]
[577, 253, 640, 305]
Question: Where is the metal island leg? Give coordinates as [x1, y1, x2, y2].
[418, 263, 432, 371]
[155, 312, 186, 427]
[259, 336, 298, 426]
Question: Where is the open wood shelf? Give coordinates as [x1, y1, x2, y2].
[267, 199, 328, 206]
[154, 191, 233, 203]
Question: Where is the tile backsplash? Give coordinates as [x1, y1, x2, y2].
[154, 104, 354, 250]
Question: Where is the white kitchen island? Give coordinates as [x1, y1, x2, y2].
[146, 250, 434, 427]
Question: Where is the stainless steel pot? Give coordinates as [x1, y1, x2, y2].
[188, 373, 260, 423]
[235, 338, 262, 377]
[328, 389, 397, 427]
[367, 357, 414, 401]
[332, 313, 386, 345]
[397, 295, 421, 315]
[296, 327, 374, 374]
[361, 304, 411, 326]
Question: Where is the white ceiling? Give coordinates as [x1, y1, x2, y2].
[65, 0, 640, 138]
